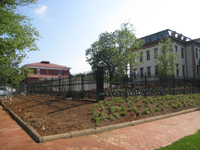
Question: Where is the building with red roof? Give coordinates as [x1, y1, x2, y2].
[22, 61, 71, 82]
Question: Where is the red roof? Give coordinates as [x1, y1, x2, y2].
[28, 74, 69, 78]
[24, 61, 71, 69]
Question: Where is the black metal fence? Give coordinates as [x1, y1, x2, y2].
[24, 73, 97, 100]
[104, 73, 200, 98]
[21, 66, 200, 101]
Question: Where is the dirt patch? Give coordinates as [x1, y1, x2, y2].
[2, 94, 200, 136]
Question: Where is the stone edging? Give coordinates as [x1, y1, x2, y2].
[1, 100, 200, 143]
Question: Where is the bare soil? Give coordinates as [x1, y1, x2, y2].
[2, 94, 200, 136]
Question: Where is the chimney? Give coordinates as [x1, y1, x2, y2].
[41, 61, 50, 64]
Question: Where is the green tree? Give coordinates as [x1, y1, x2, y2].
[86, 21, 143, 81]
[113, 21, 143, 75]
[155, 37, 178, 76]
[0, 0, 40, 86]
[86, 32, 116, 81]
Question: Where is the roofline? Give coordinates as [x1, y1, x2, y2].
[140, 29, 172, 39]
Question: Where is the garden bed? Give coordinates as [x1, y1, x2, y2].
[1, 93, 200, 136]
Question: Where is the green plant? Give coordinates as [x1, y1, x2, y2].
[102, 115, 109, 119]
[113, 113, 121, 119]
[99, 111, 103, 117]
[136, 111, 141, 115]
[145, 104, 149, 107]
[127, 101, 133, 107]
[137, 104, 141, 107]
[125, 97, 130, 102]
[165, 105, 169, 108]
[121, 106, 126, 111]
[155, 108, 160, 112]
[109, 106, 115, 113]
[112, 116, 116, 120]
[115, 106, 121, 112]
[144, 108, 150, 114]
[128, 107, 135, 111]
[121, 111, 127, 116]
[161, 108, 165, 111]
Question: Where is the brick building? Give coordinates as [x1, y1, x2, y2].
[132, 29, 200, 78]
[22, 61, 71, 83]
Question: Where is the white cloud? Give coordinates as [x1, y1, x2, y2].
[34, 5, 48, 16]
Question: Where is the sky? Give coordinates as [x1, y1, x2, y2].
[17, 0, 200, 74]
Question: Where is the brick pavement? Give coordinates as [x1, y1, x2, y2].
[0, 105, 200, 150]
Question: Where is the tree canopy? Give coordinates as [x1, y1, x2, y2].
[155, 37, 178, 76]
[0, 0, 40, 86]
[86, 21, 143, 81]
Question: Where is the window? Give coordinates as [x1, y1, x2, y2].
[176, 64, 179, 77]
[146, 50, 150, 60]
[134, 69, 137, 79]
[155, 65, 158, 77]
[197, 66, 199, 77]
[182, 65, 185, 77]
[58, 70, 61, 75]
[147, 67, 151, 77]
[140, 51, 143, 62]
[37, 69, 40, 74]
[181, 48, 184, 58]
[196, 48, 198, 59]
[175, 46, 178, 52]
[154, 48, 158, 59]
[140, 68, 144, 78]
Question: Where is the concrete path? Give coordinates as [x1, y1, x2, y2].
[0, 105, 200, 150]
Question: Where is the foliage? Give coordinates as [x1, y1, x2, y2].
[86, 21, 143, 80]
[0, 0, 40, 85]
[155, 37, 178, 76]
[112, 21, 144, 74]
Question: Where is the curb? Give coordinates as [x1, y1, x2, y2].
[1, 100, 200, 143]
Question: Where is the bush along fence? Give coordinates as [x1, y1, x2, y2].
[21, 66, 200, 102]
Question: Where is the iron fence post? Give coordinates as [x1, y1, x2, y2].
[26, 81, 29, 95]
[192, 76, 195, 93]
[68, 75, 72, 97]
[96, 66, 104, 102]
[144, 72, 147, 97]
[184, 75, 186, 94]
[173, 75, 176, 95]
[125, 74, 128, 98]
[81, 74, 84, 99]
[160, 75, 163, 95]
[59, 76, 61, 95]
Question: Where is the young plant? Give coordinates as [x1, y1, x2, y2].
[121, 111, 127, 116]
[155, 108, 160, 112]
[137, 104, 141, 107]
[165, 105, 169, 108]
[113, 113, 121, 119]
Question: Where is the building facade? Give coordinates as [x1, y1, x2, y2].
[22, 61, 71, 82]
[133, 29, 200, 78]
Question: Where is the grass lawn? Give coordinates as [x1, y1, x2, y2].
[156, 130, 200, 150]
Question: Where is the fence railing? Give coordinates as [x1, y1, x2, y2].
[20, 67, 200, 101]
[103, 73, 200, 98]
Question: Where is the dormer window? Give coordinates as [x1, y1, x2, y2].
[146, 37, 151, 42]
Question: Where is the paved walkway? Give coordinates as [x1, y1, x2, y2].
[0, 105, 200, 150]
